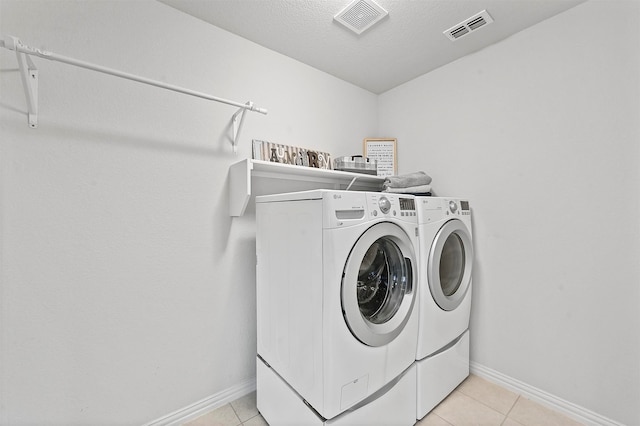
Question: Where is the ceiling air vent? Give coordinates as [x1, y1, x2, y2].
[444, 10, 493, 41]
[334, 0, 389, 35]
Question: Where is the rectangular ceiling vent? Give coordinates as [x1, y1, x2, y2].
[444, 10, 493, 41]
[334, 0, 389, 35]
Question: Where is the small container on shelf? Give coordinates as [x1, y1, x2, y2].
[334, 155, 378, 175]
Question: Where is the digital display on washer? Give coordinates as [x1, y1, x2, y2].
[399, 198, 415, 211]
[460, 201, 470, 211]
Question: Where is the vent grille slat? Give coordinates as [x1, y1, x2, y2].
[450, 26, 469, 38]
[443, 10, 493, 41]
[467, 17, 486, 30]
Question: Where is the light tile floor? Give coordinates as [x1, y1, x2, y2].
[183, 374, 583, 426]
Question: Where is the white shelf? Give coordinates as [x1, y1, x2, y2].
[229, 159, 385, 216]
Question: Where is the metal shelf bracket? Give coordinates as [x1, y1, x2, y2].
[231, 102, 252, 154]
[5, 36, 39, 128]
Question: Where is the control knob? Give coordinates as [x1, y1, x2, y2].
[379, 197, 391, 214]
[449, 200, 458, 213]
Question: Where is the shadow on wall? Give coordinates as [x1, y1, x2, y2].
[0, 103, 240, 158]
[213, 172, 234, 257]
[1, 107, 239, 256]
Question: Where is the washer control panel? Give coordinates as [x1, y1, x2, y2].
[367, 193, 416, 220]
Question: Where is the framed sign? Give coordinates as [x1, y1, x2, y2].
[363, 138, 397, 177]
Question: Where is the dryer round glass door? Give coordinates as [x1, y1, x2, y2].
[428, 219, 473, 311]
[342, 222, 416, 347]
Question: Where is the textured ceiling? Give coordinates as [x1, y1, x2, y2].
[158, 0, 585, 94]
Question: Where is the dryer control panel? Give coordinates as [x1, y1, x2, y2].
[416, 197, 471, 224]
[448, 200, 471, 216]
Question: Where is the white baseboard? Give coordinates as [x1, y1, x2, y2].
[470, 362, 623, 426]
[144, 377, 257, 426]
[145, 365, 624, 426]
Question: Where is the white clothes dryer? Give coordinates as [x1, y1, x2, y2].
[415, 197, 474, 420]
[256, 190, 419, 425]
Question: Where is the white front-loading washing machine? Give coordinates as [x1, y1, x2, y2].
[255, 190, 419, 425]
[415, 197, 474, 420]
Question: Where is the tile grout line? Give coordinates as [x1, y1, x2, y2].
[501, 395, 522, 426]
[435, 412, 454, 426]
[505, 394, 521, 417]
[228, 402, 243, 426]
[455, 387, 513, 421]
[241, 412, 262, 426]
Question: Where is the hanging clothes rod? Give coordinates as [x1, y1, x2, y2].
[1, 36, 267, 151]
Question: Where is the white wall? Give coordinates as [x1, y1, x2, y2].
[0, 1, 377, 424]
[379, 1, 640, 424]
[3, 1, 639, 425]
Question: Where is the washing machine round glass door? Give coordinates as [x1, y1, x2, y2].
[428, 219, 473, 311]
[341, 222, 416, 347]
